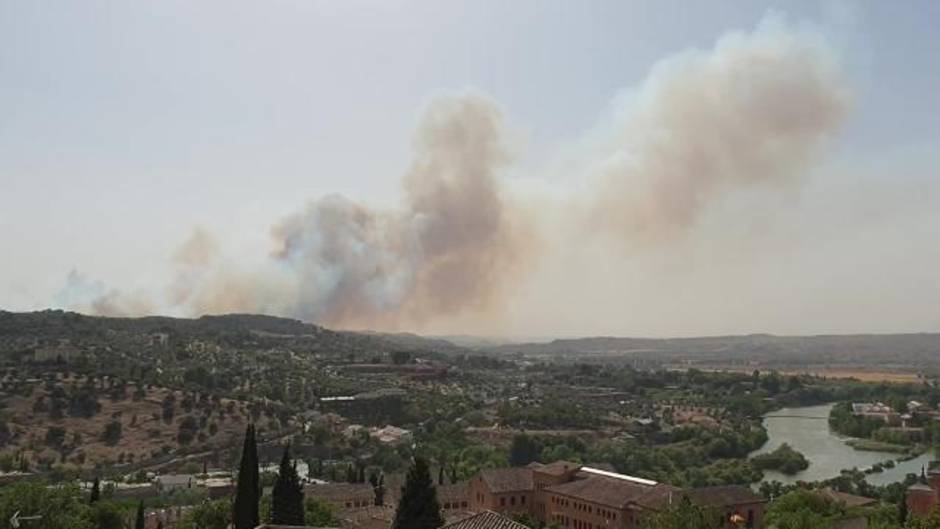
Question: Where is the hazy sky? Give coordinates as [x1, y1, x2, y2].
[2, 1, 939, 337]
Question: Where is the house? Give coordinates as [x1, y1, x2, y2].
[304, 482, 376, 509]
[684, 486, 765, 528]
[369, 425, 413, 445]
[907, 469, 940, 518]
[154, 474, 194, 493]
[852, 403, 901, 425]
[813, 488, 878, 529]
[468, 461, 766, 529]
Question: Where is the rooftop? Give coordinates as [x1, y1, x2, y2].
[545, 476, 677, 509]
[304, 482, 375, 500]
[156, 474, 193, 486]
[815, 488, 877, 508]
[442, 511, 530, 529]
[479, 468, 533, 493]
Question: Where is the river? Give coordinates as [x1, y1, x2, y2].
[751, 403, 936, 486]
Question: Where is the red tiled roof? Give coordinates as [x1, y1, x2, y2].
[815, 488, 877, 508]
[480, 468, 534, 493]
[304, 483, 375, 501]
[545, 476, 678, 509]
[442, 510, 530, 529]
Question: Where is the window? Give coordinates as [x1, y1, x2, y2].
[511, 496, 516, 506]
[521, 496, 526, 505]
[500, 497, 506, 507]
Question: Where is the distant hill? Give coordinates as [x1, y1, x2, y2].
[0, 309, 467, 356]
[482, 332, 940, 369]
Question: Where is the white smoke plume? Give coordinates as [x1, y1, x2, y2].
[172, 93, 529, 328]
[587, 15, 849, 244]
[60, 15, 850, 332]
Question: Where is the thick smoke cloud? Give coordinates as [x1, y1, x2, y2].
[588, 16, 848, 243]
[174, 93, 527, 328]
[60, 16, 850, 331]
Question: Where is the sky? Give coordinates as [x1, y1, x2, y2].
[1, 1, 939, 337]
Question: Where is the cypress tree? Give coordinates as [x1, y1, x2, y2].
[450, 464, 458, 484]
[438, 465, 444, 485]
[371, 472, 386, 506]
[89, 476, 101, 504]
[271, 443, 305, 526]
[899, 491, 909, 526]
[233, 424, 260, 529]
[392, 457, 444, 529]
[509, 433, 539, 467]
[135, 500, 145, 529]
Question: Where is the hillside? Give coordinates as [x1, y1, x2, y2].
[0, 310, 471, 475]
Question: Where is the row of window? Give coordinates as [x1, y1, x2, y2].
[443, 501, 469, 510]
[344, 500, 370, 508]
[499, 495, 526, 507]
[549, 496, 617, 521]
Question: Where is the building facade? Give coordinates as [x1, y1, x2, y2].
[469, 461, 765, 529]
[907, 470, 940, 518]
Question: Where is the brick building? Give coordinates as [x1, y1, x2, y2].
[304, 482, 376, 509]
[907, 469, 940, 518]
[469, 461, 765, 529]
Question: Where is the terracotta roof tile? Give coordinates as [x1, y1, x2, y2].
[545, 476, 677, 509]
[815, 488, 877, 508]
[480, 468, 534, 493]
[442, 511, 530, 529]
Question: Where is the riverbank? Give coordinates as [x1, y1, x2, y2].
[845, 439, 917, 454]
[751, 403, 934, 486]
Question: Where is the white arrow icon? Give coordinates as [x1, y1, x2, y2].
[9, 511, 42, 528]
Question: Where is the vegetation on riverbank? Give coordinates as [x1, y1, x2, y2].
[751, 443, 810, 475]
[846, 439, 916, 455]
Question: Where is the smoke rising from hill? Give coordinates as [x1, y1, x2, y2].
[60, 16, 850, 332]
[168, 94, 529, 328]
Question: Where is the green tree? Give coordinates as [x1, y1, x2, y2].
[89, 477, 100, 504]
[271, 443, 305, 526]
[180, 499, 231, 529]
[135, 500, 145, 529]
[304, 498, 339, 527]
[392, 457, 444, 529]
[765, 489, 840, 529]
[89, 501, 126, 529]
[0, 482, 93, 529]
[100, 420, 122, 446]
[509, 434, 540, 467]
[233, 424, 260, 529]
[643, 497, 719, 529]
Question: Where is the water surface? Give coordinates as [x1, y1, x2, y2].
[752, 403, 936, 485]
